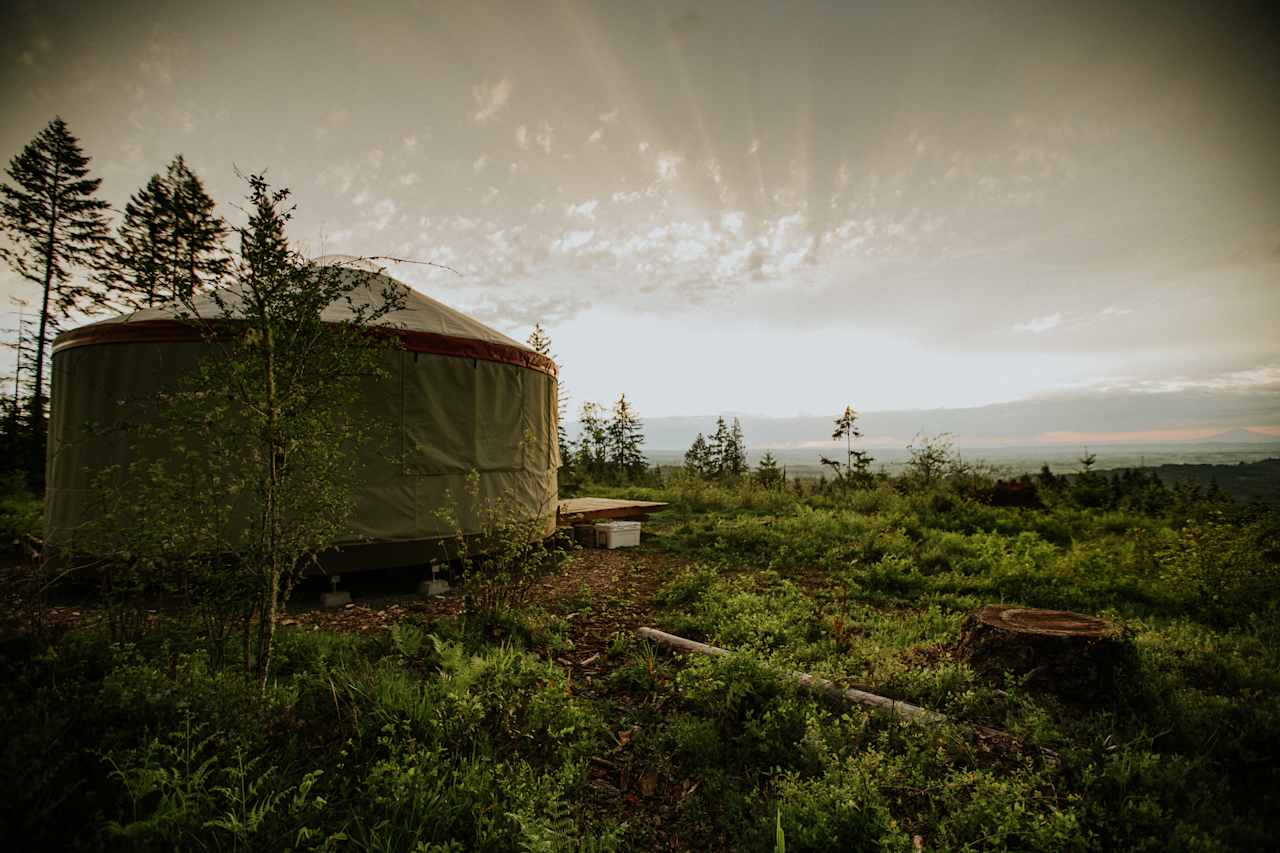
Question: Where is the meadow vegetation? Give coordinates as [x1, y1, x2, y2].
[4, 112, 1277, 852]
[3, 453, 1278, 851]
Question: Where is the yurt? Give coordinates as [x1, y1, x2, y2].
[45, 265, 561, 571]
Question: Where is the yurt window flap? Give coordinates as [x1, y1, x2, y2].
[473, 360, 526, 472]
[402, 353, 475, 475]
[402, 353, 527, 475]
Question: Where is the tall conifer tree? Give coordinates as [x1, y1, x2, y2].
[0, 301, 37, 477]
[607, 393, 646, 480]
[724, 417, 748, 477]
[168, 155, 229, 296]
[526, 322, 570, 465]
[102, 174, 168, 308]
[101, 154, 228, 308]
[0, 116, 111, 436]
[707, 416, 729, 478]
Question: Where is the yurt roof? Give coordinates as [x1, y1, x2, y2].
[53, 264, 556, 376]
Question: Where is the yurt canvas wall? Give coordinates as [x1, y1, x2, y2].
[46, 269, 560, 571]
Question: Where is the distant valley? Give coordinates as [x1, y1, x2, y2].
[565, 390, 1280, 481]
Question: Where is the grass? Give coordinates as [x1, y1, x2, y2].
[2, 469, 1277, 850]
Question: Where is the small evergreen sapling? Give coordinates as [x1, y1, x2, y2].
[755, 450, 783, 488]
[684, 432, 712, 477]
[820, 405, 874, 489]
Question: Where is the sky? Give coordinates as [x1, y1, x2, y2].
[2, 0, 1278, 432]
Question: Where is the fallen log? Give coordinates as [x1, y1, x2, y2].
[637, 626, 946, 725]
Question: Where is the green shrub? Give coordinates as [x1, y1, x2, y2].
[769, 762, 913, 853]
[0, 474, 41, 551]
[436, 471, 572, 622]
[654, 562, 720, 607]
[1158, 513, 1280, 626]
[674, 653, 818, 773]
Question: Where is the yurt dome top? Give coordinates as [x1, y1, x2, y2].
[52, 263, 556, 377]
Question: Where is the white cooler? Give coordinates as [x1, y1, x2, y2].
[594, 520, 641, 549]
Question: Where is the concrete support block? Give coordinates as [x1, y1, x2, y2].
[418, 578, 450, 597]
[320, 590, 352, 609]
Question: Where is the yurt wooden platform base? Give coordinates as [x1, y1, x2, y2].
[558, 498, 669, 523]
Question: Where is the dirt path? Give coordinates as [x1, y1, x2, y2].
[269, 543, 678, 638]
[2, 542, 679, 638]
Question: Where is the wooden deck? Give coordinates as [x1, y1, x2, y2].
[557, 497, 669, 523]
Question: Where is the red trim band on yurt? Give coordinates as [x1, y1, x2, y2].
[51, 319, 558, 378]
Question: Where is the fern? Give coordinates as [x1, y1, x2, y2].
[105, 712, 221, 842]
[204, 748, 289, 845]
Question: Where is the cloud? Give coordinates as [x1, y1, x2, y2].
[598, 107, 620, 124]
[656, 151, 683, 181]
[567, 199, 599, 220]
[138, 35, 177, 85]
[315, 159, 361, 195]
[672, 239, 708, 263]
[472, 154, 489, 174]
[398, 172, 421, 186]
[534, 120, 554, 154]
[611, 188, 653, 204]
[371, 199, 398, 231]
[1012, 312, 1063, 333]
[552, 229, 595, 253]
[466, 292, 593, 330]
[402, 135, 419, 152]
[471, 77, 512, 123]
[586, 128, 603, 145]
[716, 242, 756, 278]
[515, 125, 529, 149]
[1091, 364, 1280, 394]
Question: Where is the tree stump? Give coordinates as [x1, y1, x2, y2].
[959, 604, 1133, 696]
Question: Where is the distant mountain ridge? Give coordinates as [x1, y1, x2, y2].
[1204, 428, 1279, 444]
[567, 390, 1280, 450]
